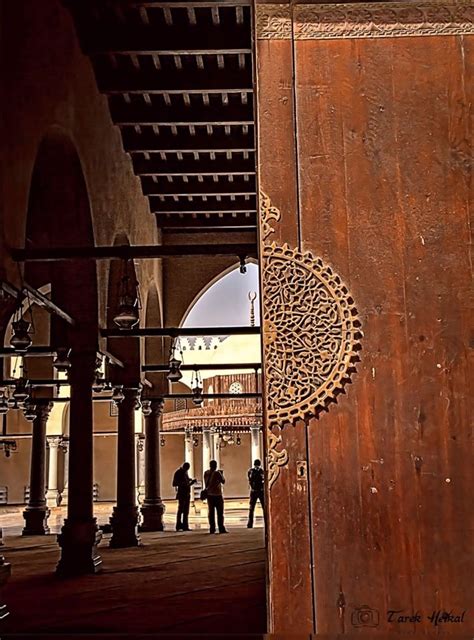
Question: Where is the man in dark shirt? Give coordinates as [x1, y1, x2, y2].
[172, 462, 196, 531]
[203, 460, 227, 534]
[247, 459, 264, 528]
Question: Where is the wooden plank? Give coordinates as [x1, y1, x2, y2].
[256, 11, 314, 633]
[123, 129, 255, 152]
[295, 33, 473, 635]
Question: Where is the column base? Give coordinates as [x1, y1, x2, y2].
[22, 507, 50, 535]
[46, 489, 60, 508]
[56, 518, 102, 577]
[109, 506, 141, 548]
[139, 500, 166, 532]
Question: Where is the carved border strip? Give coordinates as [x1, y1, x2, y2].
[294, 2, 474, 40]
[256, 3, 292, 39]
[256, 2, 474, 40]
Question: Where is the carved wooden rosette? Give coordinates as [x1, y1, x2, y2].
[260, 192, 361, 486]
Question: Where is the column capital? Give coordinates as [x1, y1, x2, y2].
[135, 433, 145, 451]
[149, 398, 164, 418]
[33, 401, 53, 421]
[47, 436, 62, 448]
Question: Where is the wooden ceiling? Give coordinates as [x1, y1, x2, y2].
[67, 0, 257, 234]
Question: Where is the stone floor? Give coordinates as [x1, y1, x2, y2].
[0, 501, 266, 638]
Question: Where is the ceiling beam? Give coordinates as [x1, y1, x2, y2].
[149, 195, 256, 213]
[101, 326, 261, 338]
[132, 154, 255, 176]
[141, 176, 256, 196]
[110, 100, 253, 126]
[11, 243, 257, 263]
[155, 212, 257, 228]
[123, 129, 255, 152]
[143, 362, 261, 371]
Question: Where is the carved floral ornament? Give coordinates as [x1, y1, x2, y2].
[260, 192, 362, 488]
[256, 2, 474, 40]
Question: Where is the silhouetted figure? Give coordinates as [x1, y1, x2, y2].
[172, 462, 196, 531]
[247, 459, 264, 528]
[203, 460, 227, 534]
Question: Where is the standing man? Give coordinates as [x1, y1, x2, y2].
[247, 459, 264, 528]
[203, 460, 227, 534]
[172, 462, 196, 531]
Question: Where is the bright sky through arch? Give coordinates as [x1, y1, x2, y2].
[184, 263, 260, 328]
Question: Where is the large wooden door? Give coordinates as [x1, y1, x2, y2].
[256, 1, 473, 634]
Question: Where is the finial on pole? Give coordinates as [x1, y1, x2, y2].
[248, 291, 257, 327]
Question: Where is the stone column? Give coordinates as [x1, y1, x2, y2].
[212, 429, 220, 468]
[60, 438, 69, 506]
[22, 401, 52, 535]
[57, 351, 101, 576]
[251, 426, 261, 464]
[136, 434, 145, 504]
[140, 400, 165, 531]
[46, 436, 62, 507]
[110, 388, 141, 547]
[202, 425, 212, 479]
[184, 429, 194, 479]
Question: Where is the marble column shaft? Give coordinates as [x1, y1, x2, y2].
[57, 351, 101, 576]
[140, 400, 165, 531]
[110, 387, 141, 547]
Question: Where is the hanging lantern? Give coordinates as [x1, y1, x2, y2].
[112, 386, 125, 404]
[53, 348, 71, 373]
[0, 395, 8, 415]
[7, 396, 18, 410]
[141, 399, 152, 416]
[113, 261, 140, 330]
[192, 383, 203, 406]
[13, 377, 29, 403]
[167, 357, 182, 383]
[10, 318, 32, 353]
[160, 435, 166, 447]
[236, 435, 242, 446]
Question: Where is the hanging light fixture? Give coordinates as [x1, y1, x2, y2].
[112, 386, 125, 404]
[166, 338, 183, 382]
[10, 318, 32, 353]
[13, 376, 29, 404]
[236, 434, 242, 446]
[191, 370, 203, 407]
[53, 348, 71, 373]
[160, 435, 166, 447]
[141, 399, 152, 416]
[0, 391, 8, 415]
[113, 260, 141, 330]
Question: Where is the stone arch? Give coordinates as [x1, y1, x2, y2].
[25, 126, 99, 352]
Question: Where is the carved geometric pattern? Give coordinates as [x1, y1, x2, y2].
[294, 2, 474, 40]
[267, 431, 289, 489]
[262, 242, 361, 428]
[256, 3, 292, 39]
